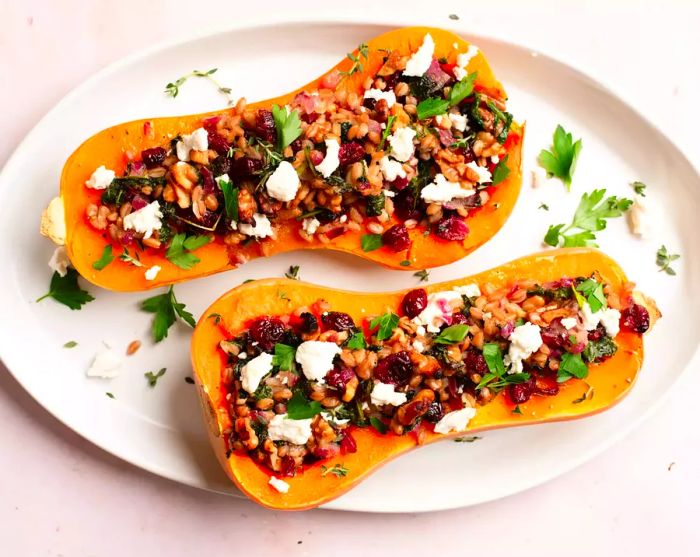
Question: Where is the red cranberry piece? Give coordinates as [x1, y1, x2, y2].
[362, 97, 377, 110]
[374, 351, 413, 386]
[131, 195, 149, 211]
[464, 349, 488, 376]
[290, 137, 303, 152]
[391, 175, 409, 191]
[382, 224, 411, 252]
[424, 401, 444, 423]
[141, 147, 166, 168]
[254, 109, 277, 144]
[587, 327, 604, 342]
[402, 288, 427, 318]
[451, 313, 469, 325]
[278, 456, 296, 477]
[435, 216, 469, 241]
[621, 303, 649, 333]
[207, 131, 230, 155]
[393, 188, 422, 221]
[534, 378, 559, 397]
[313, 445, 340, 459]
[541, 319, 568, 349]
[383, 72, 400, 90]
[321, 311, 355, 331]
[230, 157, 262, 180]
[198, 166, 216, 195]
[424, 60, 453, 94]
[509, 377, 536, 404]
[340, 431, 357, 454]
[338, 142, 365, 166]
[326, 364, 355, 391]
[300, 112, 319, 124]
[298, 312, 318, 334]
[248, 317, 286, 351]
[500, 321, 515, 339]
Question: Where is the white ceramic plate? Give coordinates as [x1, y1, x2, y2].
[1, 20, 698, 513]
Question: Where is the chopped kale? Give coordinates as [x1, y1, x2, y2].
[582, 336, 618, 363]
[340, 121, 352, 142]
[365, 193, 386, 217]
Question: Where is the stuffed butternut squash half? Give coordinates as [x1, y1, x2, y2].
[191, 248, 659, 510]
[44, 27, 523, 291]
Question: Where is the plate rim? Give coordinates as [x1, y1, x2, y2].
[1, 15, 699, 513]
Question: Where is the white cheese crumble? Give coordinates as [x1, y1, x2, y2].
[321, 411, 350, 426]
[86, 348, 122, 379]
[176, 127, 208, 161]
[379, 156, 406, 182]
[561, 317, 578, 330]
[295, 341, 341, 383]
[144, 265, 161, 281]
[123, 200, 163, 240]
[267, 413, 312, 445]
[505, 322, 543, 373]
[238, 352, 247, 359]
[404, 33, 435, 76]
[490, 155, 500, 164]
[85, 165, 115, 190]
[454, 283, 481, 298]
[421, 173, 474, 204]
[266, 160, 300, 202]
[40, 197, 67, 245]
[239, 352, 274, 394]
[370, 382, 408, 407]
[413, 290, 464, 333]
[412, 339, 426, 353]
[453, 45, 480, 81]
[239, 213, 273, 238]
[363, 88, 397, 108]
[315, 138, 341, 178]
[268, 476, 290, 493]
[580, 303, 621, 337]
[449, 112, 468, 132]
[48, 246, 70, 277]
[302, 217, 321, 235]
[466, 161, 492, 184]
[388, 127, 416, 162]
[628, 195, 651, 238]
[434, 407, 477, 434]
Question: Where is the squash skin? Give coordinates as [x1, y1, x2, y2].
[191, 248, 654, 510]
[59, 26, 524, 292]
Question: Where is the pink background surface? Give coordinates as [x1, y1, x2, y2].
[1, 1, 698, 554]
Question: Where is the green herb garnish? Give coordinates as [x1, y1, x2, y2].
[433, 324, 469, 345]
[271, 104, 303, 151]
[272, 343, 296, 371]
[164, 68, 233, 104]
[631, 181, 647, 197]
[145, 368, 167, 387]
[538, 203, 550, 211]
[141, 286, 195, 342]
[92, 245, 115, 270]
[165, 233, 211, 270]
[208, 313, 222, 325]
[119, 247, 143, 267]
[63, 341, 78, 348]
[378, 115, 396, 151]
[217, 177, 239, 221]
[656, 245, 680, 276]
[557, 352, 589, 382]
[454, 436, 481, 443]
[341, 43, 369, 76]
[286, 391, 323, 420]
[361, 233, 383, 252]
[37, 269, 94, 310]
[320, 463, 349, 478]
[416, 73, 477, 120]
[370, 416, 388, 434]
[576, 278, 607, 312]
[491, 155, 510, 186]
[538, 124, 582, 190]
[512, 405, 523, 415]
[346, 331, 367, 350]
[370, 312, 400, 341]
[285, 265, 300, 280]
[105, 392, 115, 399]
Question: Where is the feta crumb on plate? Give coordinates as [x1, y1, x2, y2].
[388, 127, 416, 162]
[86, 347, 122, 379]
[269, 476, 290, 493]
[85, 165, 115, 190]
[40, 197, 67, 245]
[144, 265, 161, 281]
[48, 246, 70, 277]
[363, 88, 397, 108]
[420, 173, 474, 204]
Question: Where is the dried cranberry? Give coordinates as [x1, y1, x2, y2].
[463, 349, 488, 375]
[229, 157, 262, 180]
[362, 97, 377, 110]
[338, 141, 365, 166]
[210, 154, 232, 178]
[541, 319, 569, 349]
[131, 195, 149, 211]
[534, 379, 559, 397]
[383, 72, 400, 90]
[509, 377, 536, 404]
[141, 147, 166, 168]
[254, 109, 277, 144]
[423, 60, 453, 94]
[326, 364, 355, 391]
[207, 132, 230, 155]
[587, 327, 604, 342]
[402, 288, 427, 318]
[424, 401, 444, 423]
[300, 112, 319, 124]
[373, 351, 413, 386]
[451, 313, 469, 325]
[435, 216, 469, 241]
[299, 312, 319, 334]
[382, 224, 411, 252]
[393, 188, 422, 221]
[315, 209, 339, 224]
[290, 137, 303, 152]
[339, 431, 357, 454]
[278, 456, 296, 477]
[391, 175, 409, 191]
[321, 311, 355, 331]
[621, 303, 650, 333]
[248, 317, 286, 351]
[199, 166, 216, 195]
[313, 445, 339, 459]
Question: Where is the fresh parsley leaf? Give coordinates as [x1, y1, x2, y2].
[217, 177, 239, 221]
[63, 341, 78, 348]
[105, 392, 115, 399]
[37, 269, 95, 310]
[557, 352, 589, 382]
[271, 104, 303, 151]
[346, 331, 367, 350]
[286, 391, 323, 420]
[361, 233, 383, 252]
[448, 72, 478, 106]
[285, 265, 300, 280]
[414, 269, 430, 282]
[141, 286, 195, 342]
[656, 245, 681, 276]
[631, 181, 647, 197]
[370, 312, 399, 341]
[378, 115, 396, 151]
[482, 343, 505, 376]
[538, 203, 550, 211]
[538, 125, 582, 190]
[486, 373, 531, 390]
[577, 278, 607, 312]
[92, 245, 115, 270]
[272, 343, 296, 371]
[544, 189, 632, 247]
[166, 233, 211, 270]
[433, 324, 469, 345]
[416, 97, 449, 120]
[491, 155, 510, 186]
[144, 367, 167, 387]
[320, 463, 349, 478]
[370, 416, 388, 434]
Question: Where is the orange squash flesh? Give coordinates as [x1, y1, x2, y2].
[59, 26, 524, 292]
[191, 248, 656, 510]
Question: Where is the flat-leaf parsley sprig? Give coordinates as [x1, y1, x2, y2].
[165, 68, 234, 105]
[37, 269, 95, 310]
[538, 124, 582, 190]
[141, 286, 196, 342]
[544, 189, 632, 248]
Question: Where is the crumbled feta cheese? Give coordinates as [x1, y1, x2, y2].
[370, 382, 408, 406]
[403, 33, 435, 77]
[466, 161, 492, 184]
[420, 173, 474, 204]
[48, 246, 70, 277]
[412, 339, 426, 353]
[388, 127, 416, 162]
[449, 112, 468, 132]
[315, 138, 341, 178]
[86, 348, 122, 379]
[238, 352, 247, 359]
[144, 265, 161, 281]
[453, 45, 480, 81]
[580, 303, 621, 337]
[266, 160, 300, 202]
[363, 88, 397, 108]
[454, 283, 481, 298]
[239, 213, 273, 238]
[268, 476, 290, 493]
[85, 165, 115, 190]
[123, 200, 163, 240]
[413, 290, 464, 333]
[416, 325, 426, 336]
[628, 195, 651, 238]
[40, 197, 67, 245]
[561, 317, 578, 330]
[267, 413, 313, 445]
[339, 215, 347, 223]
[379, 156, 406, 182]
[302, 217, 321, 235]
[176, 127, 208, 161]
[239, 352, 273, 394]
[321, 411, 350, 426]
[295, 341, 341, 383]
[490, 155, 500, 164]
[384, 190, 395, 197]
[505, 322, 543, 373]
[434, 407, 477, 434]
